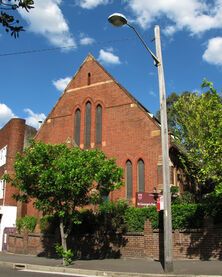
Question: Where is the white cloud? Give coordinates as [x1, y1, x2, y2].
[76, 0, 110, 9]
[98, 49, 121, 65]
[79, 36, 95, 46]
[0, 103, 16, 128]
[163, 25, 177, 36]
[24, 108, 46, 129]
[149, 90, 157, 97]
[106, 47, 114, 52]
[203, 37, 222, 65]
[19, 0, 76, 48]
[126, 0, 222, 35]
[53, 77, 72, 91]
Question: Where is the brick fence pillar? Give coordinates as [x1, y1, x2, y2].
[144, 220, 154, 258]
[23, 232, 29, 254]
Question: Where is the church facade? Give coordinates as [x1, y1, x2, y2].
[34, 54, 183, 205]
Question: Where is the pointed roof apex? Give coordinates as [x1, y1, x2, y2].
[84, 53, 96, 62]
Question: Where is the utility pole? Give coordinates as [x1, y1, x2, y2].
[108, 13, 174, 272]
[154, 25, 173, 273]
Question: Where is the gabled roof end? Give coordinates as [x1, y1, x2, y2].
[84, 53, 96, 63]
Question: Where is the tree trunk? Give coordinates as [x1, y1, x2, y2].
[59, 218, 67, 266]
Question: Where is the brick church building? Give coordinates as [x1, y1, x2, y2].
[35, 54, 183, 201]
[0, 54, 184, 250]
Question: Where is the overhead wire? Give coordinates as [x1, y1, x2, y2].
[0, 37, 136, 57]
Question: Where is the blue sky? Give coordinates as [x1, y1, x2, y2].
[1, 0, 222, 129]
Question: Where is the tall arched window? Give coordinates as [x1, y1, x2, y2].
[74, 109, 81, 146]
[84, 101, 91, 148]
[126, 160, 133, 199]
[137, 159, 145, 192]
[96, 104, 102, 145]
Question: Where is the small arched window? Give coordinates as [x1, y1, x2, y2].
[126, 160, 133, 199]
[137, 159, 145, 192]
[96, 104, 102, 145]
[88, 72, 91, 85]
[74, 109, 81, 146]
[84, 101, 91, 148]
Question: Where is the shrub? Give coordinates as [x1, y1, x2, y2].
[99, 199, 128, 215]
[124, 204, 205, 232]
[173, 191, 196, 204]
[16, 216, 37, 233]
[124, 206, 159, 232]
[16, 218, 23, 233]
[40, 215, 58, 233]
[201, 195, 222, 225]
[73, 201, 211, 235]
[55, 243, 73, 266]
[99, 200, 128, 231]
[172, 204, 204, 229]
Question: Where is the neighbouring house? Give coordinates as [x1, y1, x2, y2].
[0, 118, 36, 250]
[0, 54, 186, 249]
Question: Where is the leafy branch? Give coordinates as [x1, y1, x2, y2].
[0, 0, 34, 37]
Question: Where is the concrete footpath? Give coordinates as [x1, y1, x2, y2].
[0, 252, 222, 277]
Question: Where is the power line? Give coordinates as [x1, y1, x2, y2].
[0, 37, 135, 57]
[0, 45, 75, 57]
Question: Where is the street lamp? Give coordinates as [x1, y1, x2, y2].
[108, 13, 173, 273]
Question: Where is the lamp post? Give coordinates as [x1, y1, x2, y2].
[108, 13, 173, 273]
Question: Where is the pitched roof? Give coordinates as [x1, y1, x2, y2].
[36, 53, 161, 137]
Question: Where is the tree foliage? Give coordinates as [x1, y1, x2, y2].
[0, 0, 34, 37]
[169, 80, 222, 196]
[5, 141, 123, 264]
[155, 91, 192, 132]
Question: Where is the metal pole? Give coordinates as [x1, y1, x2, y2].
[154, 25, 173, 273]
[127, 24, 160, 66]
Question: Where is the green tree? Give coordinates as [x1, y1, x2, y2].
[5, 141, 123, 265]
[172, 80, 222, 196]
[156, 91, 192, 132]
[0, 0, 34, 37]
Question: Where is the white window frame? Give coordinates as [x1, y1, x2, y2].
[0, 145, 7, 167]
[0, 179, 4, 199]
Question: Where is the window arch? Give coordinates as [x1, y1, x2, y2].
[84, 101, 91, 148]
[96, 104, 102, 145]
[137, 159, 145, 192]
[74, 108, 81, 146]
[126, 160, 133, 199]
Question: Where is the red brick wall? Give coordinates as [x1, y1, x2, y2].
[7, 221, 222, 260]
[0, 119, 37, 214]
[35, 55, 163, 206]
[0, 118, 26, 206]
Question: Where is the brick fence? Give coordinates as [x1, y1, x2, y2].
[7, 221, 222, 260]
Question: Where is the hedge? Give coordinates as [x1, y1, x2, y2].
[124, 206, 159, 231]
[39, 201, 217, 235]
[98, 201, 206, 232]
